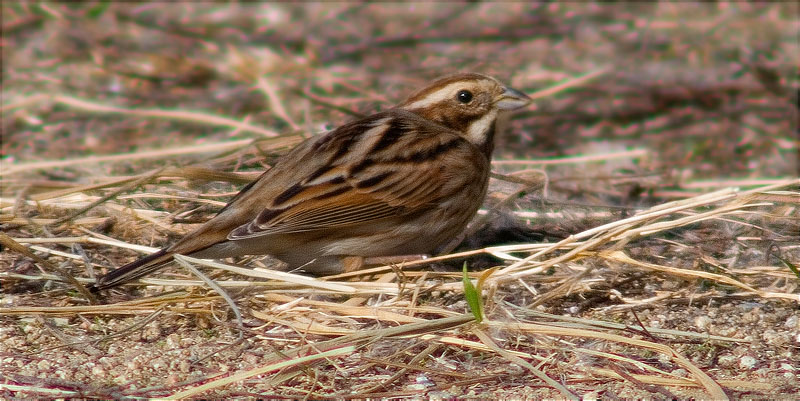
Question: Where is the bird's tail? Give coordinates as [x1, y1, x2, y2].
[88, 248, 175, 292]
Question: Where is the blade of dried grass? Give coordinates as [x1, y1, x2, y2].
[342, 271, 398, 306]
[495, 180, 797, 281]
[492, 148, 648, 166]
[8, 235, 160, 254]
[630, 203, 773, 238]
[37, 315, 101, 356]
[164, 345, 356, 400]
[321, 248, 489, 279]
[118, 193, 226, 208]
[27, 165, 259, 202]
[174, 255, 243, 333]
[258, 293, 424, 324]
[325, 314, 476, 339]
[51, 94, 280, 136]
[506, 305, 748, 343]
[3, 139, 255, 176]
[492, 321, 728, 400]
[3, 197, 173, 226]
[30, 176, 145, 202]
[106, 277, 401, 296]
[591, 368, 775, 391]
[294, 87, 367, 118]
[417, 333, 542, 360]
[0, 232, 97, 304]
[472, 326, 578, 400]
[0, 304, 177, 316]
[255, 76, 300, 130]
[602, 250, 799, 302]
[11, 234, 361, 294]
[2, 272, 92, 284]
[176, 255, 356, 293]
[33, 310, 165, 355]
[23, 245, 102, 267]
[267, 315, 355, 336]
[354, 343, 445, 395]
[653, 179, 799, 199]
[572, 346, 676, 377]
[681, 178, 798, 189]
[608, 364, 681, 398]
[576, 187, 738, 240]
[527, 66, 612, 101]
[49, 167, 165, 226]
[0, 216, 109, 226]
[0, 384, 79, 398]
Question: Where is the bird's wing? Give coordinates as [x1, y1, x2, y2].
[227, 111, 486, 239]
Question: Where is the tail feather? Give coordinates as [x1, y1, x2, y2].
[88, 248, 175, 292]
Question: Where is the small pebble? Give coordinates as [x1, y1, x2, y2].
[695, 316, 712, 330]
[91, 365, 106, 377]
[739, 355, 757, 369]
[415, 374, 435, 387]
[37, 360, 51, 371]
[717, 354, 737, 367]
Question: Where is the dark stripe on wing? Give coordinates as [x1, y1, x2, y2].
[313, 186, 350, 200]
[356, 172, 392, 188]
[331, 133, 360, 161]
[255, 206, 289, 226]
[306, 164, 334, 183]
[350, 158, 376, 175]
[405, 139, 461, 163]
[370, 118, 404, 153]
[274, 183, 305, 206]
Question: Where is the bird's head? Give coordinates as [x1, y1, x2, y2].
[397, 73, 531, 150]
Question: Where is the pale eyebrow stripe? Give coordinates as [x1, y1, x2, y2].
[401, 82, 466, 110]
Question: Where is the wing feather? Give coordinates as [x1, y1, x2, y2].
[226, 110, 487, 240]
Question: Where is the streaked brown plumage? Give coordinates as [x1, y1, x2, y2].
[90, 72, 531, 292]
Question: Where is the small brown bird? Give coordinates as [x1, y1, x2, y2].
[90, 73, 531, 291]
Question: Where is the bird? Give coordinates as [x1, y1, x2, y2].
[90, 72, 532, 292]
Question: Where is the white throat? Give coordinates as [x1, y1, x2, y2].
[465, 109, 498, 146]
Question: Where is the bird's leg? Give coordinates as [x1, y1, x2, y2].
[341, 256, 365, 273]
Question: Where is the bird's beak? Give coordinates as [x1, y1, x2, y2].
[496, 86, 532, 110]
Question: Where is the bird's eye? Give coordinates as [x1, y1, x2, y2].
[456, 90, 473, 104]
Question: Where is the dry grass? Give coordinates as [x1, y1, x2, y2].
[2, 2, 798, 399]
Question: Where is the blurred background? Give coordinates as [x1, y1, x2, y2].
[3, 2, 796, 181]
